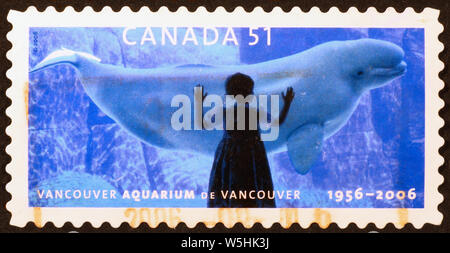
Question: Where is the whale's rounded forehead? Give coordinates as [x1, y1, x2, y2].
[347, 38, 404, 56]
[337, 38, 405, 68]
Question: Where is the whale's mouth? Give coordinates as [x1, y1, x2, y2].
[372, 61, 407, 77]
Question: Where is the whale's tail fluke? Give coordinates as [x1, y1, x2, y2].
[29, 48, 101, 73]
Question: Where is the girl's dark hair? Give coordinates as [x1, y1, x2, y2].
[225, 72, 254, 96]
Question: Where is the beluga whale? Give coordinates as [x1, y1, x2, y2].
[30, 38, 407, 174]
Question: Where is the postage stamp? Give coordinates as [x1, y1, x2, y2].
[6, 7, 444, 229]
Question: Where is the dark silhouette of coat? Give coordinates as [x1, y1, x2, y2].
[207, 105, 276, 208]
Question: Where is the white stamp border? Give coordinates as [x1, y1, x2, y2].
[5, 6, 444, 229]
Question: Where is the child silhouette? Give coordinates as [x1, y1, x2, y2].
[200, 73, 295, 207]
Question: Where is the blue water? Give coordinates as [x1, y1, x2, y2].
[28, 27, 424, 208]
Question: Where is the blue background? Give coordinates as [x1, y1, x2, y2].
[28, 27, 424, 208]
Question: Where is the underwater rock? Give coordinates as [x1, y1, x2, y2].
[87, 124, 150, 192]
[29, 170, 123, 207]
[152, 150, 212, 195]
[28, 128, 89, 189]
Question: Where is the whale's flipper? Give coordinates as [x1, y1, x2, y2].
[287, 124, 324, 174]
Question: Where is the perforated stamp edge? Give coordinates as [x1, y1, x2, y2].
[5, 6, 445, 229]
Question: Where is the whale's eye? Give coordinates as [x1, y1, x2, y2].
[357, 70, 364, 76]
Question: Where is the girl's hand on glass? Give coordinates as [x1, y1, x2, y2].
[281, 86, 295, 104]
